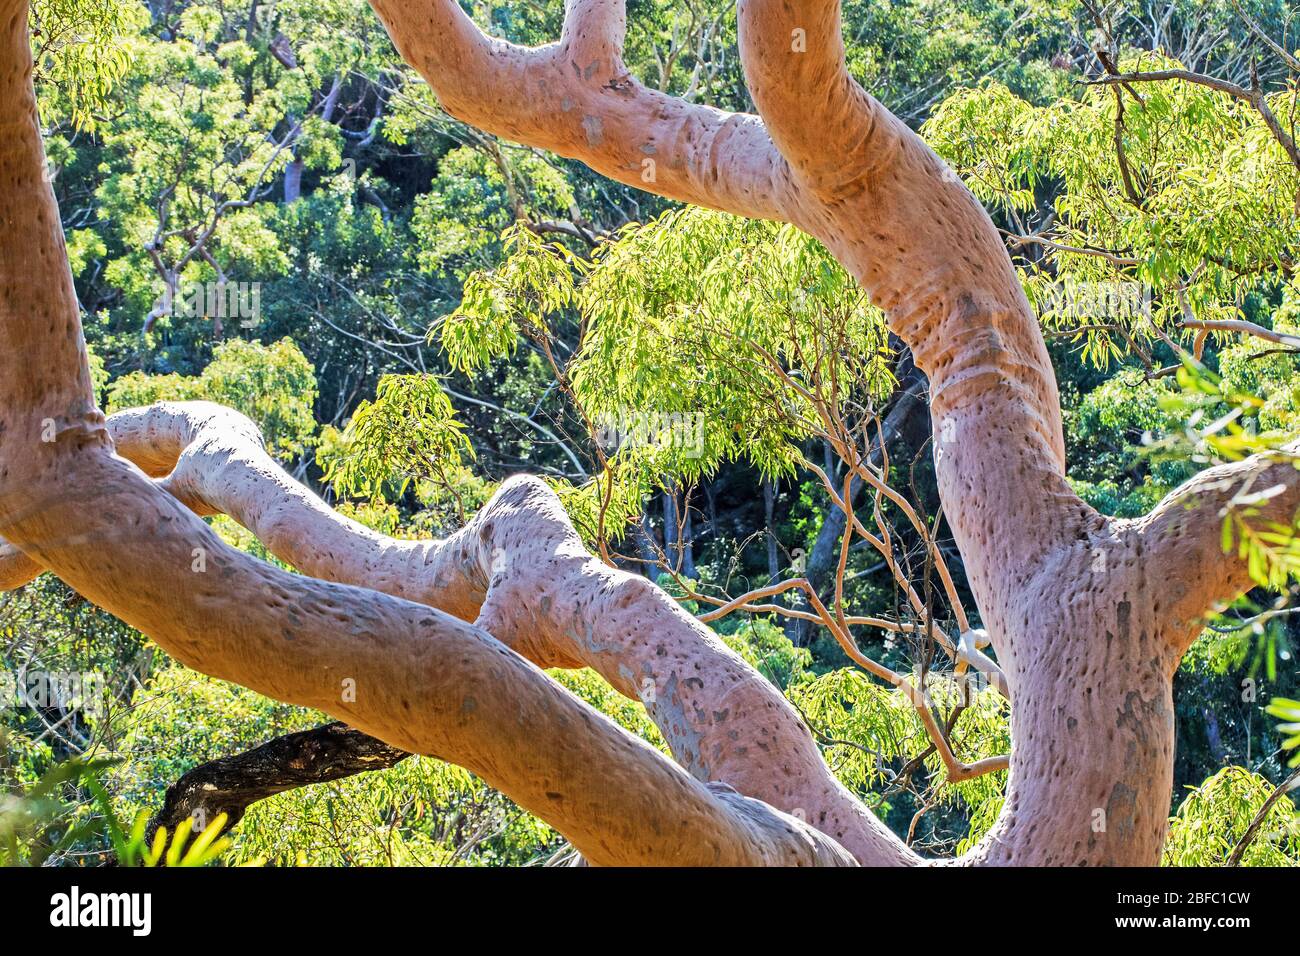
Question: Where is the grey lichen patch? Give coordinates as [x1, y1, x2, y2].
[1104, 781, 1138, 839]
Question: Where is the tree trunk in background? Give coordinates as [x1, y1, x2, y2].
[284, 76, 342, 204]
[283, 159, 304, 204]
[682, 493, 697, 578]
[632, 511, 659, 579]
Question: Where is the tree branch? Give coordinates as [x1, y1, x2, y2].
[3, 401, 912, 864]
[735, 0, 901, 193]
[1135, 441, 1300, 646]
[0, 0, 105, 447]
[0, 3, 860, 864]
[147, 722, 410, 837]
[0, 540, 38, 590]
[1230, 0, 1300, 73]
[6, 447, 857, 865]
[365, 0, 797, 221]
[1177, 319, 1300, 351]
[1086, 69, 1300, 171]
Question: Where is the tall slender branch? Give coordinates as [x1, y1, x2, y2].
[1087, 69, 1300, 171]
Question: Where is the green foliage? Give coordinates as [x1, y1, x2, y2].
[94, 793, 233, 868]
[788, 669, 1009, 839]
[546, 462, 649, 549]
[1148, 362, 1300, 590]
[84, 343, 109, 402]
[10, 0, 1300, 867]
[323, 373, 474, 501]
[840, 0, 1077, 117]
[1158, 361, 1299, 462]
[1163, 766, 1299, 865]
[32, 0, 145, 129]
[107, 662, 664, 866]
[1065, 375, 1194, 515]
[1184, 614, 1292, 682]
[92, 27, 293, 316]
[57, 0, 403, 375]
[925, 60, 1299, 366]
[432, 208, 901, 554]
[1267, 697, 1300, 767]
[445, 210, 893, 494]
[107, 338, 319, 460]
[109, 666, 319, 808]
[412, 147, 576, 278]
[441, 225, 580, 374]
[0, 748, 118, 866]
[572, 209, 893, 482]
[1223, 511, 1300, 592]
[1217, 288, 1300, 432]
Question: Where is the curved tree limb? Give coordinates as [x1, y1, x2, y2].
[6, 400, 916, 865]
[736, 0, 902, 194]
[2, 0, 1294, 867]
[0, 540, 36, 590]
[1134, 441, 1300, 650]
[730, 2, 1090, 635]
[7, 394, 1011, 799]
[361, 3, 1165, 867]
[366, 0, 798, 221]
[7, 450, 857, 866]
